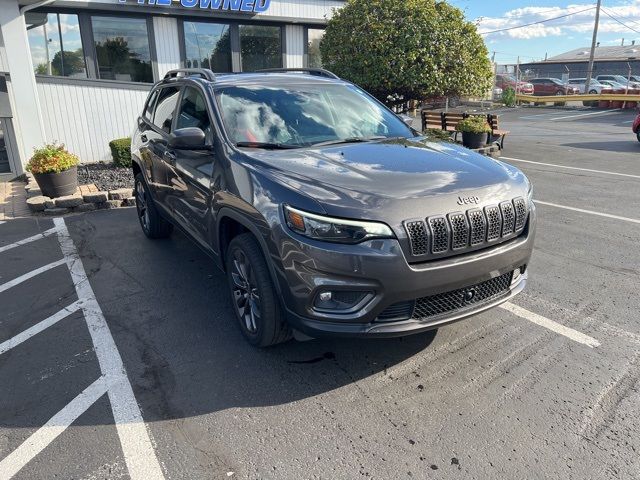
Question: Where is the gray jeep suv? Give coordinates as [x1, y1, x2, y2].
[131, 68, 535, 347]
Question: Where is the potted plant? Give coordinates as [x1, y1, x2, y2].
[455, 116, 492, 149]
[27, 143, 79, 198]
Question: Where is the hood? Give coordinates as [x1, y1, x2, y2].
[242, 137, 529, 224]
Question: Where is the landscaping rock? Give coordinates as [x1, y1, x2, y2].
[26, 195, 54, 212]
[122, 197, 136, 207]
[109, 188, 134, 200]
[73, 203, 96, 213]
[55, 193, 84, 208]
[44, 207, 70, 216]
[83, 191, 109, 203]
[98, 200, 122, 209]
[27, 188, 43, 198]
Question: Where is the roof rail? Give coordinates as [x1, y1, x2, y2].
[163, 68, 216, 82]
[256, 68, 340, 79]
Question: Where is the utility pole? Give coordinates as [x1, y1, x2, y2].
[585, 0, 602, 92]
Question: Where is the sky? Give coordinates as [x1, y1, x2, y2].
[449, 0, 640, 64]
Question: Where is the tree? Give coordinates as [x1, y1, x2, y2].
[320, 0, 493, 104]
[51, 49, 85, 77]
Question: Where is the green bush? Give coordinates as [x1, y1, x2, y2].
[502, 87, 516, 107]
[27, 142, 79, 174]
[424, 128, 454, 142]
[320, 0, 493, 104]
[455, 116, 491, 134]
[109, 137, 132, 168]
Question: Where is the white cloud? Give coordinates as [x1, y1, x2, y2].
[477, 1, 640, 41]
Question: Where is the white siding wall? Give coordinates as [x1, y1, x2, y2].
[285, 25, 304, 68]
[0, 30, 8, 73]
[37, 80, 150, 162]
[153, 16, 181, 79]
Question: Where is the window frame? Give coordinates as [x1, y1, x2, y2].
[29, 7, 158, 84]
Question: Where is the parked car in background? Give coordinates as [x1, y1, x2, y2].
[598, 80, 629, 91]
[495, 74, 534, 95]
[632, 111, 640, 142]
[529, 78, 580, 96]
[567, 78, 613, 94]
[131, 68, 535, 347]
[596, 75, 640, 89]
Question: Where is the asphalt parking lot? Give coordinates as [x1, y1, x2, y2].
[2, 106, 640, 479]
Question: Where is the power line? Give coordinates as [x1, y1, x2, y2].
[479, 6, 596, 35]
[600, 7, 640, 35]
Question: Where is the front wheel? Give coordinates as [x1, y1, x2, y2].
[555, 91, 564, 96]
[134, 173, 172, 239]
[226, 233, 291, 347]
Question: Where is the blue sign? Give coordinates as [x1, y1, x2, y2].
[121, 0, 271, 13]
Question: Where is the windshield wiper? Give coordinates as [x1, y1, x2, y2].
[310, 136, 388, 147]
[235, 141, 301, 150]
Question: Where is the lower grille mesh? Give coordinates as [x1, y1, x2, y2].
[412, 271, 513, 320]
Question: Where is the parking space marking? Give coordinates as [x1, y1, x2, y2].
[0, 228, 56, 254]
[549, 110, 624, 121]
[0, 259, 65, 294]
[0, 377, 109, 480]
[500, 156, 640, 180]
[500, 303, 600, 348]
[534, 200, 640, 225]
[53, 218, 165, 480]
[0, 221, 5, 225]
[0, 301, 82, 355]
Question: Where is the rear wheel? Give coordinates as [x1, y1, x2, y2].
[225, 233, 291, 347]
[589, 89, 598, 94]
[134, 173, 172, 239]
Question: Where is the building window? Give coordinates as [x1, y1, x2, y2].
[239, 25, 282, 71]
[183, 21, 232, 73]
[307, 28, 324, 68]
[91, 16, 153, 83]
[27, 13, 87, 77]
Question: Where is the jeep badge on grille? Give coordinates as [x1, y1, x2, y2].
[457, 195, 480, 205]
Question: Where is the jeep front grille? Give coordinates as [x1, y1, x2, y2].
[404, 197, 528, 261]
[376, 271, 513, 323]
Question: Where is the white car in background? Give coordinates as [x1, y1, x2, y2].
[596, 75, 640, 89]
[567, 78, 612, 94]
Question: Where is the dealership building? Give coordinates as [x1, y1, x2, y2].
[0, 0, 342, 177]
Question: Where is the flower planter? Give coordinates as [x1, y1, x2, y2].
[461, 132, 488, 149]
[33, 166, 78, 198]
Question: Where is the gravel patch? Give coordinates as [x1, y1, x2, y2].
[77, 162, 133, 191]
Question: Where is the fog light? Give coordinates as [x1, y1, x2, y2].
[313, 290, 373, 312]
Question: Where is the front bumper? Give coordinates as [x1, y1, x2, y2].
[272, 209, 536, 338]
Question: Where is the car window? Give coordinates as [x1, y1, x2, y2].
[176, 86, 213, 145]
[152, 86, 180, 134]
[215, 83, 414, 147]
[143, 90, 159, 120]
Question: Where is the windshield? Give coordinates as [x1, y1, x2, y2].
[214, 83, 414, 148]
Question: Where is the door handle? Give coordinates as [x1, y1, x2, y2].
[140, 134, 148, 142]
[164, 150, 176, 165]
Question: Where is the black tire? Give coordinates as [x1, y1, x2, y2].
[636, 131, 640, 143]
[555, 90, 563, 96]
[225, 233, 291, 347]
[589, 89, 598, 94]
[134, 173, 173, 239]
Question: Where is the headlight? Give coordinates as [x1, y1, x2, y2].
[527, 182, 534, 205]
[284, 205, 394, 244]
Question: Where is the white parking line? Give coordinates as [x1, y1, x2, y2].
[500, 156, 640, 180]
[0, 228, 56, 254]
[549, 109, 623, 121]
[0, 258, 65, 294]
[0, 377, 109, 479]
[0, 221, 6, 225]
[53, 218, 165, 480]
[500, 302, 600, 348]
[0, 301, 82, 355]
[534, 200, 640, 225]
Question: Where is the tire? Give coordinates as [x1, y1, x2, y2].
[636, 131, 640, 143]
[225, 233, 292, 347]
[134, 173, 173, 239]
[555, 91, 563, 96]
[589, 89, 598, 94]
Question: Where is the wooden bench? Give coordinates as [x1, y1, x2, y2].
[420, 110, 509, 150]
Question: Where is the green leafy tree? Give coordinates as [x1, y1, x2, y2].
[320, 0, 493, 103]
[51, 49, 85, 77]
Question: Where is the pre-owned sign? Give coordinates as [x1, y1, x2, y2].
[121, 0, 271, 13]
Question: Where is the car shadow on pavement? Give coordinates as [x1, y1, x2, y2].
[56, 209, 437, 427]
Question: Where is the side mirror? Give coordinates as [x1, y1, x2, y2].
[398, 114, 414, 127]
[168, 127, 207, 150]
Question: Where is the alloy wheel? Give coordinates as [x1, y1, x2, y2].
[230, 248, 261, 334]
[135, 179, 150, 233]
